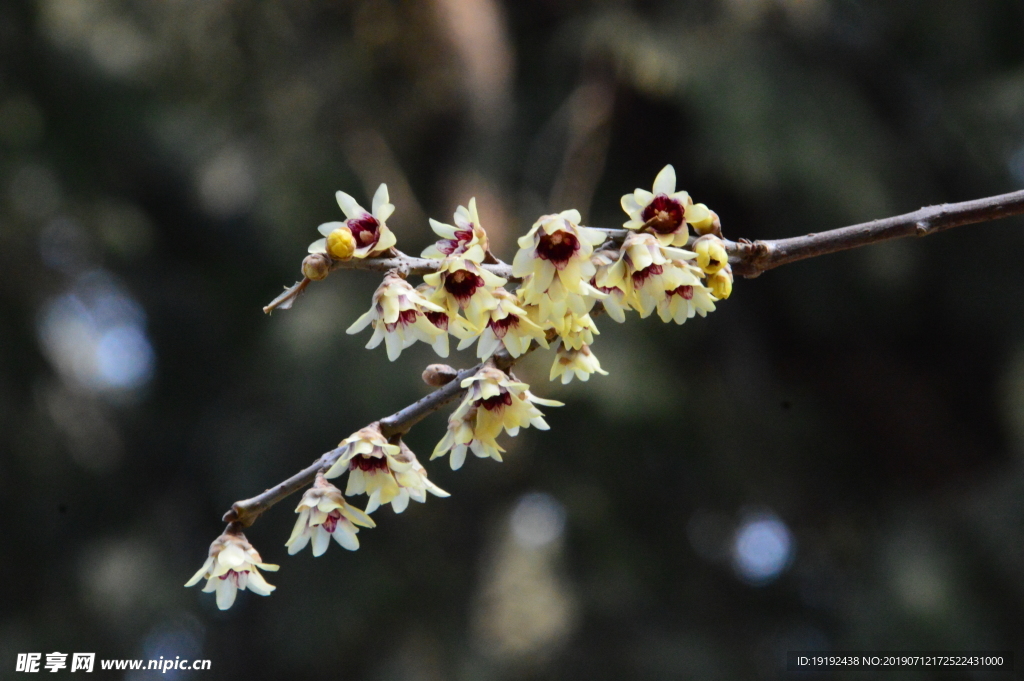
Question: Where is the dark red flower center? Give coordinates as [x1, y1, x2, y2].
[321, 509, 342, 533]
[631, 264, 663, 287]
[384, 309, 419, 333]
[670, 285, 694, 300]
[425, 311, 449, 330]
[444, 269, 485, 303]
[350, 455, 390, 473]
[488, 315, 519, 339]
[347, 215, 381, 247]
[219, 570, 242, 584]
[479, 390, 513, 412]
[590, 276, 621, 295]
[536, 231, 580, 268]
[641, 195, 684, 235]
[437, 228, 476, 256]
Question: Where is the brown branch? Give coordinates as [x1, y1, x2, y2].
[724, 189, 1024, 278]
[241, 189, 1024, 525]
[263, 278, 311, 314]
[222, 343, 526, 527]
[267, 190, 1024, 311]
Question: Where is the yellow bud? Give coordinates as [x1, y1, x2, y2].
[690, 206, 719, 235]
[708, 268, 733, 300]
[694, 237, 727, 275]
[326, 227, 356, 261]
[302, 253, 331, 281]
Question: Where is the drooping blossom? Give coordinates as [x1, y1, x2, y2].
[432, 367, 562, 470]
[347, 272, 448, 361]
[588, 250, 630, 323]
[285, 473, 376, 556]
[549, 343, 608, 384]
[458, 288, 548, 360]
[422, 257, 507, 329]
[325, 425, 448, 514]
[185, 531, 279, 611]
[596, 231, 697, 317]
[656, 274, 717, 324]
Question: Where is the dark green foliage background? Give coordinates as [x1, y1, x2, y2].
[1, 1, 1023, 679]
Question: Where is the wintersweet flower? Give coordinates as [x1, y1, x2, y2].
[707, 265, 734, 300]
[432, 367, 562, 470]
[459, 288, 548, 360]
[656, 272, 717, 324]
[308, 183, 397, 259]
[422, 197, 490, 262]
[693, 235, 728, 275]
[596, 232, 696, 317]
[347, 272, 448, 361]
[422, 257, 507, 328]
[620, 165, 712, 247]
[325, 425, 449, 514]
[549, 343, 608, 384]
[588, 250, 630, 323]
[549, 309, 599, 351]
[286, 473, 376, 556]
[414, 282, 480, 357]
[512, 210, 607, 324]
[185, 531, 279, 611]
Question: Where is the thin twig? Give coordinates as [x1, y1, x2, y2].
[331, 253, 514, 280]
[724, 189, 1024, 278]
[242, 189, 1024, 524]
[223, 344, 525, 527]
[268, 190, 1024, 311]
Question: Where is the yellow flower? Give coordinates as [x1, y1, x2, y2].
[347, 272, 448, 361]
[185, 532, 279, 611]
[308, 183, 397, 259]
[596, 232, 697, 318]
[285, 473, 376, 556]
[422, 197, 490, 262]
[422, 257, 507, 329]
[620, 165, 712, 247]
[656, 274, 717, 324]
[512, 210, 607, 326]
[588, 250, 630, 323]
[414, 282, 480, 356]
[325, 425, 448, 514]
[707, 266, 734, 300]
[693, 235, 728, 275]
[549, 309, 599, 351]
[549, 343, 608, 384]
[432, 367, 562, 470]
[458, 288, 548, 360]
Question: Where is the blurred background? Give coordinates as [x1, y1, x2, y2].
[2, 0, 1024, 678]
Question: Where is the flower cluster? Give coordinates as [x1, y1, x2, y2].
[325, 424, 449, 514]
[190, 166, 735, 610]
[432, 366, 562, 470]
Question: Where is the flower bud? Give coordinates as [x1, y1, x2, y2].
[422, 363, 458, 387]
[708, 267, 733, 299]
[693, 236, 728, 275]
[691, 207, 720, 236]
[302, 253, 331, 281]
[326, 227, 357, 261]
